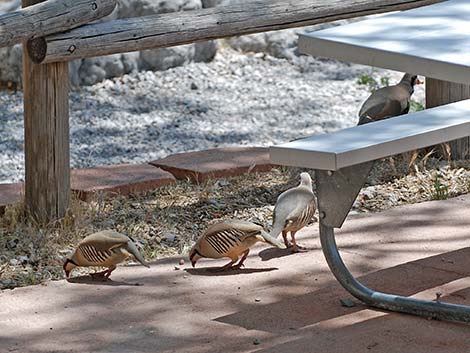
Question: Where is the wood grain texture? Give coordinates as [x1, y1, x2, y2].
[0, 0, 116, 49]
[23, 0, 71, 222]
[426, 78, 470, 160]
[28, 0, 444, 63]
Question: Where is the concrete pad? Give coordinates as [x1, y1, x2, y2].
[150, 147, 275, 182]
[71, 164, 175, 201]
[2, 195, 470, 352]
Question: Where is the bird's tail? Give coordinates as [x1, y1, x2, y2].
[125, 240, 150, 268]
[260, 230, 286, 249]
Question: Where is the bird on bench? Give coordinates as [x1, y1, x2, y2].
[358, 73, 423, 125]
[270, 172, 316, 252]
[63, 230, 149, 279]
[189, 219, 285, 271]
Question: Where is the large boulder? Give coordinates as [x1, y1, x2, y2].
[0, 44, 22, 89]
[0, 0, 217, 87]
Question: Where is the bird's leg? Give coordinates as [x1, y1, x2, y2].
[104, 265, 116, 279]
[282, 231, 290, 248]
[233, 250, 250, 269]
[290, 231, 307, 252]
[217, 259, 237, 271]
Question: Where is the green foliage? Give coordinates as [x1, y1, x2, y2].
[431, 174, 448, 200]
[357, 74, 390, 92]
[380, 76, 390, 87]
[409, 100, 425, 113]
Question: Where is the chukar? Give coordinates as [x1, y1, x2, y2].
[63, 230, 149, 279]
[189, 219, 285, 270]
[270, 172, 316, 252]
[358, 73, 422, 125]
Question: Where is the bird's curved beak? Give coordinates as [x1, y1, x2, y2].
[191, 259, 196, 268]
[64, 270, 70, 278]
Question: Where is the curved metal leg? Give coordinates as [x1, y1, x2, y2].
[320, 222, 470, 323]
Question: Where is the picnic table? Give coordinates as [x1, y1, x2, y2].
[270, 0, 470, 323]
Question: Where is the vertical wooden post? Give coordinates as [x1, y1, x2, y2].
[426, 78, 470, 160]
[22, 0, 70, 223]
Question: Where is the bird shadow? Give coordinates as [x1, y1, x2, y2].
[258, 247, 315, 261]
[184, 267, 278, 276]
[66, 276, 143, 286]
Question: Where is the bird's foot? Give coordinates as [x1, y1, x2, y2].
[232, 263, 245, 270]
[291, 244, 308, 253]
[90, 270, 110, 281]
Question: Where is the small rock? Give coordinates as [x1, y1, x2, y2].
[9, 259, 19, 266]
[340, 298, 356, 308]
[190, 82, 198, 90]
[7, 239, 18, 249]
[179, 259, 185, 266]
[2, 279, 13, 286]
[174, 266, 180, 271]
[255, 298, 261, 302]
[166, 234, 176, 243]
[253, 338, 261, 345]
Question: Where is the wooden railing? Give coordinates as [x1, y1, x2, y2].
[0, 0, 445, 222]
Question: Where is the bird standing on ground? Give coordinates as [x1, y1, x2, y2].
[189, 219, 285, 270]
[270, 172, 316, 252]
[358, 73, 422, 125]
[63, 230, 149, 279]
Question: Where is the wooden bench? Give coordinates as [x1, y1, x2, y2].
[270, 99, 470, 324]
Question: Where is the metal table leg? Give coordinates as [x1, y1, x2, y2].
[315, 163, 470, 324]
[320, 223, 470, 323]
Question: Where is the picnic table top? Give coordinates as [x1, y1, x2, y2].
[299, 0, 470, 85]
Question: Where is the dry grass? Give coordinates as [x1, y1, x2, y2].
[0, 168, 295, 289]
[2, 153, 470, 290]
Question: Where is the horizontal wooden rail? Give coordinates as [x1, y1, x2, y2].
[0, 0, 116, 49]
[28, 0, 444, 64]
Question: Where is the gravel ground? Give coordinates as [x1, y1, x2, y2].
[0, 47, 424, 183]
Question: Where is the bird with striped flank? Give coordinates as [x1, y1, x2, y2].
[63, 230, 150, 279]
[270, 172, 316, 252]
[189, 219, 286, 271]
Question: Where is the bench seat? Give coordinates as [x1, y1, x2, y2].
[270, 99, 470, 171]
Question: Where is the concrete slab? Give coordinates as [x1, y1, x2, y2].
[2, 195, 470, 352]
[71, 164, 175, 201]
[150, 147, 275, 182]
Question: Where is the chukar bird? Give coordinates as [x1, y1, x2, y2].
[358, 73, 422, 125]
[271, 172, 316, 252]
[63, 230, 149, 278]
[189, 219, 285, 270]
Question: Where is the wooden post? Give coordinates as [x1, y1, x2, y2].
[426, 79, 470, 160]
[22, 0, 70, 223]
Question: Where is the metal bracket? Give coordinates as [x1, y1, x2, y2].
[315, 161, 374, 228]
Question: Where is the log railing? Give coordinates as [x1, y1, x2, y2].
[28, 0, 444, 64]
[0, 0, 446, 222]
[0, 0, 116, 48]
